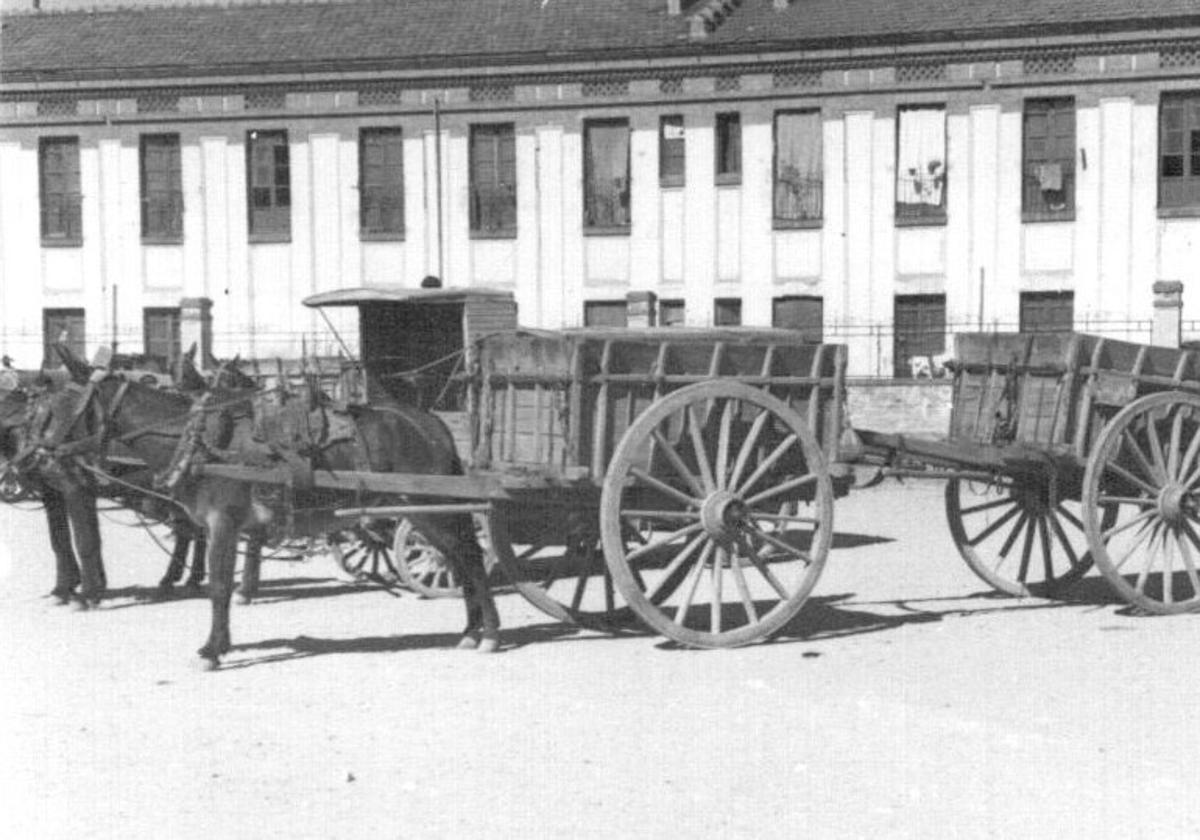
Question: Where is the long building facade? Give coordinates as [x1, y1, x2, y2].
[2, 0, 1200, 376]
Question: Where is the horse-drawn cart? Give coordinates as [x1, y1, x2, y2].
[855, 331, 1200, 615]
[299, 285, 850, 647]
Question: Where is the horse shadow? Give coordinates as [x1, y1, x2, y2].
[97, 575, 376, 610]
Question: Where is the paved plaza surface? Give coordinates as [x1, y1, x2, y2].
[2, 481, 1197, 839]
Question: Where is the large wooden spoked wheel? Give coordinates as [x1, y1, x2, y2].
[946, 476, 1108, 597]
[328, 519, 402, 587]
[391, 518, 464, 598]
[600, 380, 834, 648]
[1082, 391, 1200, 614]
[482, 507, 645, 631]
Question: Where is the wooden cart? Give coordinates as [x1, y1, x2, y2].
[296, 287, 849, 647]
[854, 331, 1200, 615]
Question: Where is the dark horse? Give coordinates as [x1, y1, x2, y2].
[1, 378, 209, 606]
[42, 364, 499, 668]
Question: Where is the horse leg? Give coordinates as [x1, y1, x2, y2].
[43, 489, 80, 604]
[64, 487, 105, 609]
[198, 512, 238, 669]
[413, 513, 500, 652]
[236, 534, 262, 605]
[157, 524, 192, 598]
[184, 531, 208, 591]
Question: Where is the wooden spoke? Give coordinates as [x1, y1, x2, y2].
[1110, 519, 1157, 573]
[1016, 514, 1037, 584]
[673, 540, 714, 628]
[1144, 414, 1169, 483]
[958, 495, 1017, 517]
[741, 521, 812, 563]
[624, 522, 704, 566]
[716, 400, 735, 490]
[644, 532, 706, 603]
[1096, 494, 1157, 508]
[998, 512, 1030, 560]
[1104, 460, 1161, 498]
[966, 503, 1022, 547]
[727, 409, 771, 492]
[1163, 536, 1175, 604]
[1101, 508, 1157, 542]
[745, 511, 822, 526]
[744, 472, 818, 509]
[620, 509, 702, 522]
[1133, 534, 1158, 595]
[729, 546, 759, 625]
[686, 405, 716, 493]
[1120, 429, 1161, 485]
[1176, 524, 1200, 595]
[1178, 423, 1200, 487]
[650, 428, 706, 498]
[1056, 504, 1085, 531]
[1046, 510, 1081, 570]
[1038, 516, 1055, 583]
[1169, 408, 1185, 479]
[734, 433, 799, 499]
[629, 466, 701, 508]
[738, 535, 792, 600]
[711, 548, 725, 633]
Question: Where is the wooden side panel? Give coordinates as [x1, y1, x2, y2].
[471, 328, 846, 485]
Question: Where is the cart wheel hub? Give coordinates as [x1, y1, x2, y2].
[1158, 484, 1191, 524]
[700, 490, 746, 540]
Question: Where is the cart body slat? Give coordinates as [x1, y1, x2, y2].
[467, 327, 847, 486]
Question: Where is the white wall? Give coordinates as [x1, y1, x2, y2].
[0, 90, 1196, 372]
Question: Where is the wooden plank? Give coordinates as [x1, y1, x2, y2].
[198, 462, 510, 500]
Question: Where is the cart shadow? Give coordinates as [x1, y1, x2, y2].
[98, 576, 380, 610]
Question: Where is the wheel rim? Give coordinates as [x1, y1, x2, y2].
[392, 518, 463, 598]
[1083, 392, 1200, 614]
[600, 381, 834, 648]
[329, 519, 401, 586]
[946, 475, 1103, 597]
[483, 507, 643, 631]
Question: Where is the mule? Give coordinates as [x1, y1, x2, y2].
[46, 359, 499, 668]
[2, 379, 210, 606]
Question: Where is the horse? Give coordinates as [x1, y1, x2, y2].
[2, 375, 210, 607]
[46, 353, 499, 668]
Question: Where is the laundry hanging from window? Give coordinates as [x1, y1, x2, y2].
[895, 106, 946, 218]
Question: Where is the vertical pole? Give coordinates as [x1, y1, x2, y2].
[977, 268, 985, 331]
[111, 284, 119, 352]
[434, 97, 444, 283]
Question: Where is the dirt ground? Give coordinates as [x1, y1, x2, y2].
[3, 481, 1199, 839]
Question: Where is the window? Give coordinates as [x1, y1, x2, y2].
[1160, 92, 1200, 211]
[894, 294, 946, 378]
[583, 119, 631, 232]
[469, 124, 517, 236]
[246, 130, 290, 240]
[895, 106, 946, 224]
[1023, 98, 1075, 220]
[659, 115, 685, 187]
[774, 111, 823, 226]
[772, 296, 824, 342]
[359, 127, 404, 238]
[39, 137, 82, 244]
[660, 299, 686, 326]
[143, 307, 181, 369]
[715, 112, 742, 184]
[714, 298, 742, 326]
[1019, 291, 1074, 334]
[140, 134, 183, 241]
[584, 300, 628, 327]
[43, 308, 85, 369]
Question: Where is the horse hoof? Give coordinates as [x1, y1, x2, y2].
[194, 656, 221, 672]
[235, 592, 253, 606]
[456, 635, 479, 651]
[477, 637, 500, 654]
[70, 598, 92, 612]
